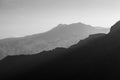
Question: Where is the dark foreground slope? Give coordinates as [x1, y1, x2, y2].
[0, 21, 119, 80]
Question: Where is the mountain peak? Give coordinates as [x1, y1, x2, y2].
[110, 20, 120, 33]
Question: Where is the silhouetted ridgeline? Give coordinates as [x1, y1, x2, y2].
[0, 21, 120, 80]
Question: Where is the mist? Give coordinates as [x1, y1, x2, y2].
[0, 0, 120, 39]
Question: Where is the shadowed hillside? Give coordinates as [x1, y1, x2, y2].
[0, 21, 119, 80]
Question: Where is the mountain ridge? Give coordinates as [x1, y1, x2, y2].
[0, 22, 109, 60]
[0, 21, 120, 79]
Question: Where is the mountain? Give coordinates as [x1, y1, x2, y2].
[0, 22, 109, 60]
[0, 21, 119, 80]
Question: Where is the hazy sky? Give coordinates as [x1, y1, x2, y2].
[0, 0, 120, 39]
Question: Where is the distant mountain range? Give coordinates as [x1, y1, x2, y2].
[0, 22, 109, 60]
[0, 21, 120, 79]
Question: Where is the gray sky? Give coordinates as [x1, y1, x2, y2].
[0, 0, 120, 39]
